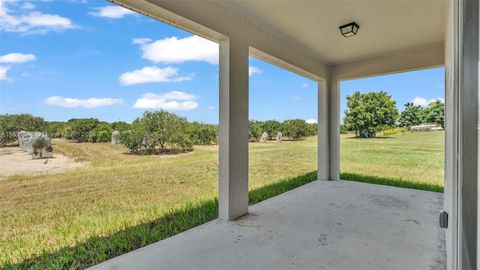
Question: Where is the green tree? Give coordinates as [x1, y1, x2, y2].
[88, 123, 112, 143]
[398, 102, 423, 128]
[189, 122, 218, 145]
[123, 111, 193, 154]
[46, 121, 67, 138]
[110, 121, 131, 132]
[282, 119, 309, 141]
[248, 120, 263, 142]
[344, 91, 399, 138]
[120, 131, 143, 154]
[261, 120, 282, 139]
[422, 100, 445, 128]
[64, 118, 101, 142]
[0, 114, 46, 146]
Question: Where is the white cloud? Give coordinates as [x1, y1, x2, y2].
[133, 92, 199, 111]
[302, 83, 309, 88]
[44, 96, 124, 108]
[305, 119, 317, 124]
[138, 35, 218, 64]
[0, 1, 76, 34]
[155, 90, 197, 101]
[89, 6, 136, 19]
[21, 2, 35, 10]
[119, 66, 192, 86]
[0, 53, 36, 64]
[249, 66, 262, 76]
[132, 37, 152, 45]
[0, 66, 10, 80]
[412, 97, 445, 107]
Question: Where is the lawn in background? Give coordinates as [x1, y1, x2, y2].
[0, 131, 444, 268]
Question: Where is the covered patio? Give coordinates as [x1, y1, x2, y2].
[99, 0, 479, 269]
[91, 180, 445, 270]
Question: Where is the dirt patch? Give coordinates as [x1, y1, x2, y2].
[0, 147, 86, 179]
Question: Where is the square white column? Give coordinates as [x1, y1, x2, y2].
[328, 79, 340, 180]
[218, 38, 249, 220]
[317, 80, 329, 180]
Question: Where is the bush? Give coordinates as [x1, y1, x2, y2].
[122, 111, 193, 154]
[64, 118, 100, 142]
[281, 119, 309, 141]
[249, 120, 263, 142]
[189, 122, 217, 145]
[261, 120, 282, 140]
[46, 121, 66, 138]
[340, 124, 349, 134]
[382, 128, 397, 136]
[87, 124, 112, 143]
[111, 121, 131, 132]
[120, 131, 144, 154]
[0, 114, 46, 146]
[306, 123, 317, 137]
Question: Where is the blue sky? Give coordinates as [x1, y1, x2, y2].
[0, 0, 444, 124]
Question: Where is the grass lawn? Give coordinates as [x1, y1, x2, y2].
[0, 131, 444, 269]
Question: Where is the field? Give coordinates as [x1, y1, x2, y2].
[0, 131, 444, 269]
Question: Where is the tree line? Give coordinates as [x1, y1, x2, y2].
[0, 111, 316, 154]
[343, 91, 445, 138]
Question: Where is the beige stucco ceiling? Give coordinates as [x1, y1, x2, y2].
[215, 0, 446, 65]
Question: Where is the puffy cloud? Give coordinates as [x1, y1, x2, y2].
[119, 66, 192, 86]
[302, 83, 309, 88]
[412, 97, 444, 107]
[0, 1, 77, 34]
[89, 5, 136, 19]
[249, 66, 262, 76]
[305, 119, 317, 124]
[0, 66, 10, 80]
[0, 53, 36, 64]
[44, 96, 124, 108]
[137, 35, 218, 64]
[133, 91, 199, 111]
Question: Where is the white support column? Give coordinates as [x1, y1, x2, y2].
[317, 80, 329, 180]
[218, 38, 249, 221]
[328, 79, 340, 180]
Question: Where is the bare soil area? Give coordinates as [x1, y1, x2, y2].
[0, 146, 85, 179]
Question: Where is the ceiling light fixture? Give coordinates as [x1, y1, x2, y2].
[339, 22, 360, 38]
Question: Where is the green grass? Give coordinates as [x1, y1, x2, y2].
[340, 131, 444, 186]
[0, 131, 444, 269]
[340, 172, 443, 192]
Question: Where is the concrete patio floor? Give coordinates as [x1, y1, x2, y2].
[91, 180, 446, 270]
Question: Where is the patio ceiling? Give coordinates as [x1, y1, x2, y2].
[215, 0, 446, 65]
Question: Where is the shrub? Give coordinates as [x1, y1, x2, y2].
[46, 121, 66, 138]
[122, 111, 193, 154]
[189, 122, 218, 145]
[110, 121, 131, 132]
[261, 120, 282, 140]
[90, 124, 112, 143]
[382, 128, 397, 136]
[0, 114, 46, 146]
[307, 123, 317, 137]
[64, 118, 101, 142]
[249, 120, 263, 142]
[281, 119, 309, 141]
[120, 131, 143, 154]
